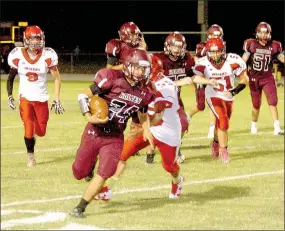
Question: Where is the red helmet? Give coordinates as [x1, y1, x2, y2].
[122, 48, 152, 85]
[255, 22, 272, 43]
[23, 25, 45, 51]
[206, 38, 226, 65]
[118, 22, 143, 47]
[207, 24, 224, 39]
[164, 31, 187, 61]
[149, 54, 164, 82]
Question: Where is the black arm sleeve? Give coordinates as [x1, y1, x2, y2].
[89, 83, 108, 96]
[6, 68, 18, 96]
[229, 83, 246, 96]
[106, 55, 120, 66]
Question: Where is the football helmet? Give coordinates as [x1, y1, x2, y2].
[206, 38, 226, 65]
[118, 22, 143, 47]
[207, 24, 224, 39]
[23, 25, 45, 52]
[255, 22, 272, 44]
[149, 54, 164, 82]
[122, 48, 152, 85]
[164, 31, 186, 61]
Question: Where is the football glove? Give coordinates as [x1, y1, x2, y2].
[50, 100, 65, 114]
[8, 95, 16, 110]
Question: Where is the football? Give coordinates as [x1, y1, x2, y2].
[89, 95, 109, 119]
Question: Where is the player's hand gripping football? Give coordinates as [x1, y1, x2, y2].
[86, 111, 109, 124]
[50, 100, 65, 114]
[8, 95, 16, 110]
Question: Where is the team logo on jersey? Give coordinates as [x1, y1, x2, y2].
[169, 68, 185, 75]
[256, 48, 271, 55]
[119, 92, 142, 104]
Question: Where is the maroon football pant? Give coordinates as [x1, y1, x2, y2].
[194, 84, 206, 111]
[72, 123, 124, 180]
[178, 98, 189, 133]
[249, 75, 278, 109]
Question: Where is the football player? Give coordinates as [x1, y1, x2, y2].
[70, 48, 154, 218]
[193, 38, 249, 164]
[93, 56, 217, 202]
[7, 25, 64, 167]
[147, 31, 196, 164]
[189, 24, 224, 139]
[242, 22, 284, 135]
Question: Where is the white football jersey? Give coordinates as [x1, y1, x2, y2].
[193, 53, 246, 101]
[148, 77, 181, 147]
[8, 47, 58, 102]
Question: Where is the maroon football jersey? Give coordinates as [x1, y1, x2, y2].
[243, 39, 283, 78]
[105, 39, 140, 64]
[196, 41, 207, 58]
[93, 68, 153, 134]
[152, 51, 195, 96]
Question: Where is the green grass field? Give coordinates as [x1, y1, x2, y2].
[1, 79, 284, 230]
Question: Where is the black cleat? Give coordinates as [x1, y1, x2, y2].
[145, 153, 155, 164]
[85, 170, 94, 182]
[69, 207, 85, 218]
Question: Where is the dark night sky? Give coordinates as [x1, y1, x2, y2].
[1, 1, 284, 54]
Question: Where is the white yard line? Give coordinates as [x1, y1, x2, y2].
[1, 169, 283, 208]
[2, 130, 283, 155]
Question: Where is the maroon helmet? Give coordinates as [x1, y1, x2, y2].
[207, 24, 224, 39]
[118, 22, 143, 47]
[164, 31, 187, 61]
[255, 22, 272, 44]
[122, 48, 152, 85]
[23, 25, 45, 52]
[206, 38, 226, 65]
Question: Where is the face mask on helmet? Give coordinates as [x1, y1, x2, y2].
[256, 22, 272, 44]
[207, 24, 224, 40]
[119, 22, 143, 47]
[24, 26, 45, 52]
[123, 50, 152, 86]
[206, 38, 226, 65]
[164, 32, 186, 61]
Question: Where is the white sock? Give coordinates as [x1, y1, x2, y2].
[251, 121, 257, 128]
[273, 120, 280, 129]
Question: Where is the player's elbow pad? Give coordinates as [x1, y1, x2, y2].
[229, 83, 246, 96]
[78, 93, 90, 116]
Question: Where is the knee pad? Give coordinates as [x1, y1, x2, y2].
[72, 163, 88, 180]
[197, 103, 205, 111]
[162, 162, 180, 174]
[218, 117, 229, 131]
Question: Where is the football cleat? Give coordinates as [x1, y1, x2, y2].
[210, 140, 219, 158]
[274, 128, 284, 136]
[220, 147, 230, 164]
[69, 207, 85, 218]
[145, 153, 155, 164]
[94, 186, 113, 202]
[177, 151, 185, 164]
[169, 175, 184, 199]
[27, 152, 36, 167]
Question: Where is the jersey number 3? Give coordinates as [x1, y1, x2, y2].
[26, 72, 39, 82]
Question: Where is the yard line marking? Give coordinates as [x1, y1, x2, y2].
[1, 212, 66, 229]
[1, 170, 283, 208]
[2, 135, 282, 155]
